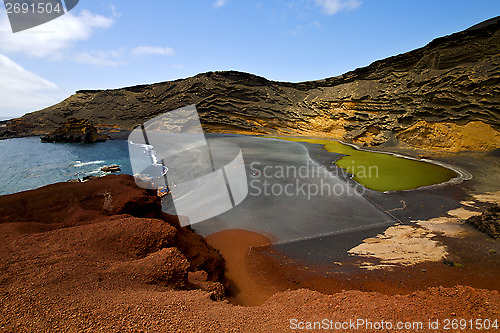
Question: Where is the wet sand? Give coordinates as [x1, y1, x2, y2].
[206, 226, 500, 306]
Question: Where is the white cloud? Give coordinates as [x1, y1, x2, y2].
[110, 5, 122, 18]
[0, 53, 60, 118]
[213, 0, 227, 8]
[132, 46, 175, 56]
[314, 0, 361, 15]
[0, 9, 115, 58]
[74, 51, 125, 66]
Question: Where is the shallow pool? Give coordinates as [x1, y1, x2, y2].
[271, 137, 457, 192]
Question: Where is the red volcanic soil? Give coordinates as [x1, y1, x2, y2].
[206, 229, 275, 306]
[0, 174, 224, 281]
[0, 175, 499, 332]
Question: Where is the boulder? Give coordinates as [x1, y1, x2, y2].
[466, 205, 500, 239]
[82, 175, 96, 182]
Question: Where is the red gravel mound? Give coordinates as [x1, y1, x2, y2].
[0, 174, 164, 227]
[0, 175, 225, 295]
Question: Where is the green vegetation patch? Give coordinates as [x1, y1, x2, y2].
[270, 137, 457, 192]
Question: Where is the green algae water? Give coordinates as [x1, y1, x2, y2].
[272, 137, 458, 192]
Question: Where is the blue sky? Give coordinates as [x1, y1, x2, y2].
[0, 0, 499, 119]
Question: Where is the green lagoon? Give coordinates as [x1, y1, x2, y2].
[272, 137, 458, 192]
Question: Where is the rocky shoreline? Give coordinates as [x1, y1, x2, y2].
[40, 118, 110, 144]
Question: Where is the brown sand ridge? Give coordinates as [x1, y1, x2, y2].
[1, 175, 500, 331]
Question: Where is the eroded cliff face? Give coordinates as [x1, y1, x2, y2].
[1, 17, 499, 151]
[397, 121, 500, 152]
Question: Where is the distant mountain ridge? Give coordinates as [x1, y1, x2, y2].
[2, 16, 499, 151]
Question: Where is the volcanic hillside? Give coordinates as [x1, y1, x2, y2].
[2, 17, 500, 151]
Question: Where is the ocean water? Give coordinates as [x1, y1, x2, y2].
[0, 137, 132, 195]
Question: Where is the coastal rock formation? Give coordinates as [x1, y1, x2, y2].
[40, 118, 110, 143]
[101, 165, 121, 172]
[0, 174, 226, 291]
[466, 205, 500, 239]
[1, 17, 500, 151]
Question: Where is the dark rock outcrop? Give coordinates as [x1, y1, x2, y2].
[101, 165, 121, 172]
[466, 205, 500, 239]
[2, 17, 499, 150]
[40, 118, 110, 143]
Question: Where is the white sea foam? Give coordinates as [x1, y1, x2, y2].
[73, 160, 105, 167]
[128, 140, 168, 175]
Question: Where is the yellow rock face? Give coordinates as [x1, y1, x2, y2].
[397, 120, 500, 151]
[300, 115, 348, 138]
